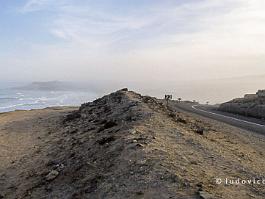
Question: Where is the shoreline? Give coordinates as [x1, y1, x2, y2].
[0, 105, 79, 114]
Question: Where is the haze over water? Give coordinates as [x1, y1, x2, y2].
[1, 72, 265, 112]
[1, 1, 265, 107]
[0, 82, 97, 113]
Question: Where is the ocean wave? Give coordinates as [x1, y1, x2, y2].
[0, 103, 26, 110]
[0, 97, 17, 100]
[0, 101, 45, 110]
[0, 90, 96, 112]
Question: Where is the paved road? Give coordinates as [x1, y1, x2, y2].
[170, 102, 265, 135]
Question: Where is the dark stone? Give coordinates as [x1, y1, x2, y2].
[196, 183, 203, 191]
[125, 115, 133, 121]
[64, 111, 81, 123]
[136, 191, 144, 195]
[168, 112, 176, 118]
[103, 120, 118, 129]
[136, 143, 144, 148]
[97, 136, 115, 145]
[45, 185, 53, 192]
[46, 159, 60, 167]
[176, 117, 187, 124]
[120, 88, 128, 91]
[194, 126, 204, 135]
[85, 176, 102, 193]
[69, 129, 78, 134]
[99, 120, 107, 124]
[97, 120, 118, 133]
[142, 96, 154, 103]
[103, 106, 111, 113]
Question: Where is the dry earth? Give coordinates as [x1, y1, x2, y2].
[0, 89, 265, 199]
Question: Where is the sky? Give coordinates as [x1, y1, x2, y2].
[0, 0, 265, 102]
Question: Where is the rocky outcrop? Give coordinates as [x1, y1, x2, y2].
[2, 89, 265, 199]
[218, 90, 265, 119]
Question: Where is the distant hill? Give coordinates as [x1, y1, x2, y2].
[218, 89, 265, 119]
[14, 81, 84, 91]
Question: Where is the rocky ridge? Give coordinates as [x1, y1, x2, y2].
[1, 89, 265, 199]
[218, 90, 265, 119]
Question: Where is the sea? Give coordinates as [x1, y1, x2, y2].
[0, 82, 98, 113]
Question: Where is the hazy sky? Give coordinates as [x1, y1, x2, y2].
[1, 0, 265, 83]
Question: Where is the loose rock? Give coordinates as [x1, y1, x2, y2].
[45, 170, 59, 181]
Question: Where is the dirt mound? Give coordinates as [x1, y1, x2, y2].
[1, 89, 265, 199]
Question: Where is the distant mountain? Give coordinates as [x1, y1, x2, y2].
[14, 81, 79, 91]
